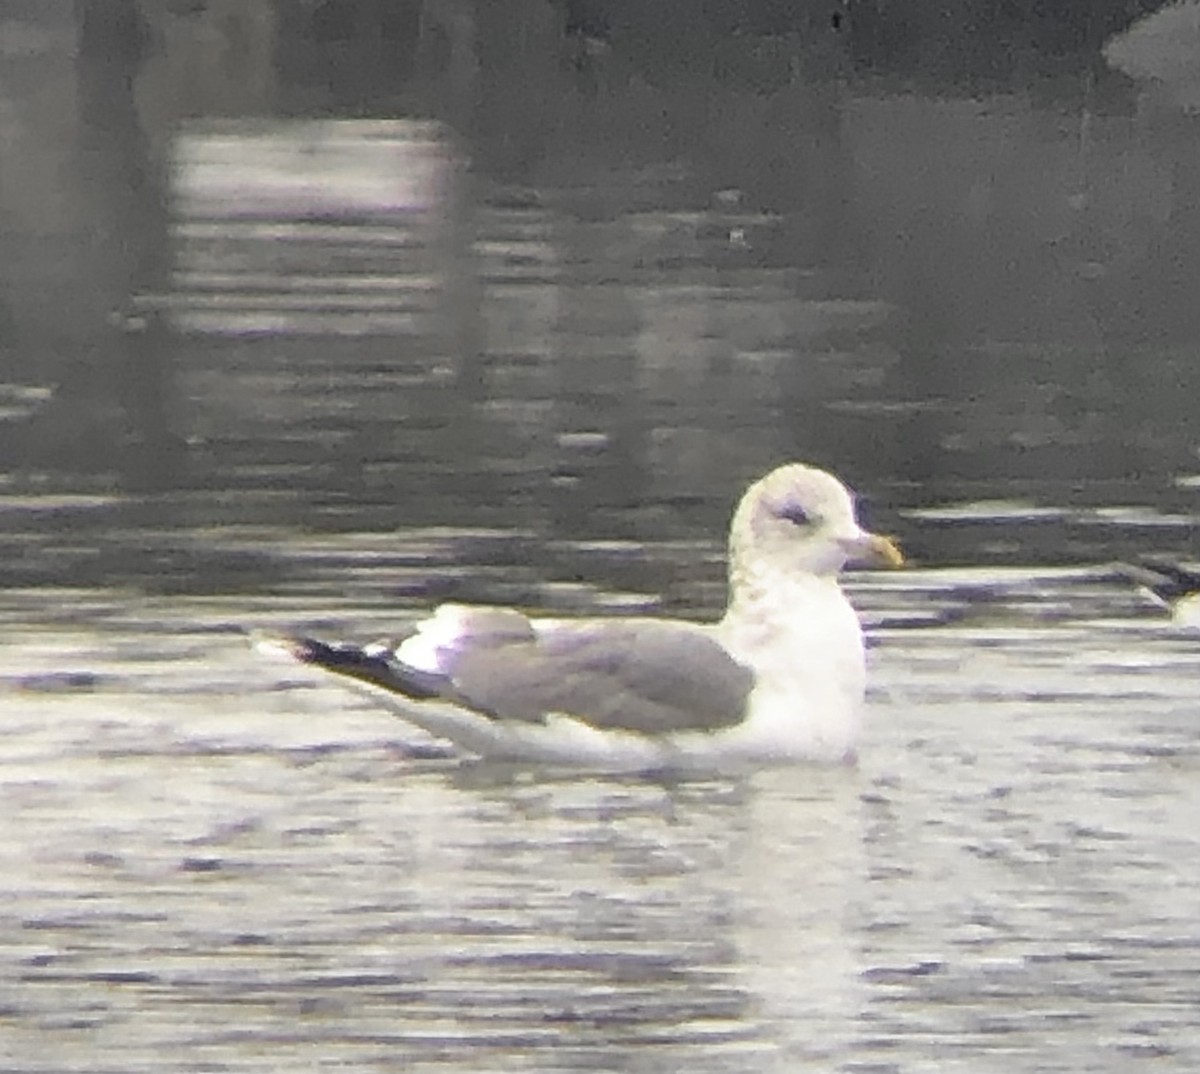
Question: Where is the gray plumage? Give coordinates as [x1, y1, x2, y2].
[286, 610, 754, 735]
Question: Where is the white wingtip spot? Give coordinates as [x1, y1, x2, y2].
[252, 633, 300, 661]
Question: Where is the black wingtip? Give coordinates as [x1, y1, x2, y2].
[256, 632, 446, 701]
[284, 635, 360, 668]
[252, 631, 344, 666]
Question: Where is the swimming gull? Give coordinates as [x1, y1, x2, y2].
[1130, 558, 1200, 629]
[264, 462, 903, 769]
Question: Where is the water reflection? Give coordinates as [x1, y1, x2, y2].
[156, 120, 1199, 566]
[6, 114, 1200, 568]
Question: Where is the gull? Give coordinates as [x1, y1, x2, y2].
[264, 462, 903, 770]
[1129, 558, 1200, 629]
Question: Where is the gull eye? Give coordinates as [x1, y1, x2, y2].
[777, 502, 812, 527]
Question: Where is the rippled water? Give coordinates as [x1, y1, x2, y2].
[3, 119, 1200, 1071]
[3, 557, 1199, 1072]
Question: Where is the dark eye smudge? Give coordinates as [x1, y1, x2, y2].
[777, 503, 812, 526]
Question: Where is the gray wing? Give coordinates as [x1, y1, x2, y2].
[403, 609, 757, 735]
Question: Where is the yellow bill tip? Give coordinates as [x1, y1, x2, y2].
[865, 533, 905, 568]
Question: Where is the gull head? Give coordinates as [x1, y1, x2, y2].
[729, 462, 903, 580]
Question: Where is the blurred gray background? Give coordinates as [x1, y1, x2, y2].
[3, 0, 1200, 569]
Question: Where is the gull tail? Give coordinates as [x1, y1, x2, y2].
[258, 632, 516, 759]
[259, 634, 446, 701]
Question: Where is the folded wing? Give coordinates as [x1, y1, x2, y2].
[285, 605, 757, 737]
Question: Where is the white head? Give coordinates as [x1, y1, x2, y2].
[729, 462, 903, 580]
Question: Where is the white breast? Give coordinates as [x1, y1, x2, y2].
[713, 576, 867, 763]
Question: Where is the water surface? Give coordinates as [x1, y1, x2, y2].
[3, 555, 1199, 1072]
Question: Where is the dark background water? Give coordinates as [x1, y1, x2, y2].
[5, 111, 1200, 595]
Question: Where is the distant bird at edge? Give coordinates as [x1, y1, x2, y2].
[1128, 557, 1200, 629]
